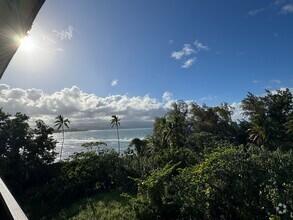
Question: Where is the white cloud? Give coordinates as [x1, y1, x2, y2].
[6, 85, 287, 127]
[270, 79, 282, 84]
[252, 80, 260, 84]
[274, 0, 286, 5]
[111, 79, 118, 87]
[41, 35, 56, 44]
[171, 44, 195, 60]
[53, 25, 74, 40]
[200, 95, 218, 101]
[281, 4, 293, 13]
[162, 91, 173, 102]
[171, 40, 208, 69]
[40, 34, 64, 53]
[171, 51, 184, 60]
[194, 40, 209, 51]
[26, 89, 43, 101]
[231, 102, 245, 122]
[55, 48, 64, 53]
[162, 91, 175, 108]
[248, 8, 266, 16]
[182, 58, 196, 69]
[248, 1, 293, 16]
[0, 84, 175, 129]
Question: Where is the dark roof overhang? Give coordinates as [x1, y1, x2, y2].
[0, 0, 46, 79]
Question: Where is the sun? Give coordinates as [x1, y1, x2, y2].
[19, 36, 34, 51]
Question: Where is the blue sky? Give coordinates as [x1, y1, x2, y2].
[1, 0, 293, 128]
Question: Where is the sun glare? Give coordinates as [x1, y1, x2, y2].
[20, 36, 34, 51]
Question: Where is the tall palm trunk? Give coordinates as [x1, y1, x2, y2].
[110, 115, 121, 154]
[54, 115, 70, 161]
[60, 124, 64, 160]
[116, 125, 120, 154]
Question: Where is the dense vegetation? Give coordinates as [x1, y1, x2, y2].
[0, 89, 292, 219]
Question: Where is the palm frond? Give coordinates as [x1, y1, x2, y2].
[64, 119, 70, 123]
[56, 124, 62, 130]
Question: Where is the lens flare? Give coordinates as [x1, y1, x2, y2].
[20, 36, 33, 51]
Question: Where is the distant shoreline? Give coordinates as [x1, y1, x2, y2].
[53, 128, 88, 133]
[53, 127, 153, 133]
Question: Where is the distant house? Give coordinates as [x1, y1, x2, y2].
[0, 0, 45, 79]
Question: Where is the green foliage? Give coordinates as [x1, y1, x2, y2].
[68, 200, 134, 220]
[242, 89, 293, 150]
[23, 150, 137, 219]
[261, 149, 293, 216]
[128, 138, 148, 156]
[285, 113, 293, 134]
[152, 101, 189, 150]
[189, 102, 239, 142]
[174, 146, 268, 219]
[152, 147, 199, 169]
[53, 190, 135, 220]
[0, 109, 57, 194]
[130, 145, 293, 219]
[128, 163, 180, 219]
[46, 150, 133, 202]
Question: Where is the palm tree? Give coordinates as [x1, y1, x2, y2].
[285, 114, 293, 134]
[54, 115, 70, 160]
[111, 115, 121, 154]
[161, 120, 174, 147]
[247, 114, 271, 147]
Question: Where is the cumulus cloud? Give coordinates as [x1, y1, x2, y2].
[162, 91, 173, 102]
[26, 89, 43, 101]
[111, 79, 118, 87]
[53, 25, 74, 40]
[4, 85, 276, 128]
[0, 85, 176, 129]
[171, 40, 208, 69]
[230, 102, 245, 122]
[161, 91, 175, 108]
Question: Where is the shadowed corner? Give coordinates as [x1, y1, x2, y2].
[0, 0, 46, 79]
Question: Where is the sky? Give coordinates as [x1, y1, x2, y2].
[1, 0, 293, 128]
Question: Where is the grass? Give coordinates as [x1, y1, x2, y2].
[51, 190, 136, 220]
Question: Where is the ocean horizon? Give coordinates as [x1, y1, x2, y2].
[52, 127, 153, 159]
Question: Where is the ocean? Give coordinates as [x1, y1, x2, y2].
[52, 128, 153, 159]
